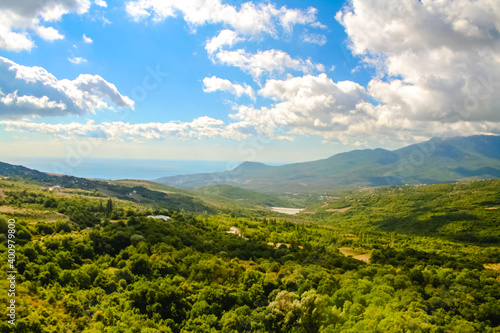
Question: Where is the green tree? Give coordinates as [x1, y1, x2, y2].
[268, 290, 301, 328]
[0, 215, 7, 233]
[298, 289, 327, 333]
[131, 254, 152, 276]
[106, 198, 113, 217]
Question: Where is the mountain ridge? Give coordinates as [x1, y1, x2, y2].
[154, 135, 500, 192]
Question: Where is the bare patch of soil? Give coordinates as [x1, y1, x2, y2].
[339, 247, 372, 263]
[0, 206, 29, 214]
[484, 263, 500, 271]
[326, 206, 352, 213]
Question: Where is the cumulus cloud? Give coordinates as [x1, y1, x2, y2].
[336, 0, 500, 126]
[227, 73, 500, 144]
[215, 49, 324, 81]
[205, 29, 243, 55]
[0, 90, 67, 114]
[3, 70, 499, 144]
[203, 76, 255, 100]
[125, 0, 322, 37]
[82, 34, 93, 44]
[0, 116, 248, 141]
[230, 74, 369, 137]
[94, 0, 107, 7]
[0, 56, 134, 119]
[35, 26, 64, 41]
[0, 0, 91, 51]
[0, 28, 33, 51]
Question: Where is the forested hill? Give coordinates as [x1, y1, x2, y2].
[304, 179, 500, 243]
[0, 177, 499, 332]
[154, 135, 500, 192]
[0, 161, 215, 213]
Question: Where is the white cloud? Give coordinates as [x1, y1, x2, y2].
[203, 76, 255, 100]
[94, 0, 107, 7]
[215, 49, 323, 81]
[0, 0, 91, 51]
[336, 0, 500, 125]
[35, 26, 64, 41]
[0, 27, 33, 51]
[229, 74, 369, 138]
[125, 0, 323, 37]
[228, 78, 500, 145]
[303, 33, 327, 46]
[205, 29, 243, 55]
[228, 72, 500, 144]
[3, 70, 500, 144]
[82, 34, 93, 44]
[0, 56, 134, 119]
[1, 90, 67, 112]
[68, 57, 87, 64]
[0, 116, 248, 141]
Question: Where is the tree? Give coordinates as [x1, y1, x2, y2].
[0, 215, 7, 233]
[131, 254, 152, 276]
[106, 198, 113, 217]
[268, 290, 301, 327]
[299, 289, 327, 333]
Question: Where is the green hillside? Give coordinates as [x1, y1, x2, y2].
[0, 162, 215, 214]
[154, 135, 500, 192]
[306, 179, 500, 243]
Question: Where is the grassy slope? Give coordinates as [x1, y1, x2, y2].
[306, 179, 500, 243]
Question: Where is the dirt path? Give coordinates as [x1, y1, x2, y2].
[0, 189, 5, 200]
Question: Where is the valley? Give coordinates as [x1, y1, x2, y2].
[0, 156, 499, 332]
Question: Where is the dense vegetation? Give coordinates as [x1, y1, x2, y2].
[0, 176, 499, 332]
[308, 179, 500, 243]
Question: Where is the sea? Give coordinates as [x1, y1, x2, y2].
[2, 157, 259, 181]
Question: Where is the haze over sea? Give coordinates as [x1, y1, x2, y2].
[1, 157, 281, 181]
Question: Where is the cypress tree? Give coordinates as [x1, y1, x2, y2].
[106, 198, 113, 217]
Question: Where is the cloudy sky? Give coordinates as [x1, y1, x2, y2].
[1, 0, 499, 163]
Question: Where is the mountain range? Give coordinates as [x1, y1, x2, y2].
[154, 135, 500, 192]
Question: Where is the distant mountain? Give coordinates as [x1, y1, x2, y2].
[154, 135, 500, 192]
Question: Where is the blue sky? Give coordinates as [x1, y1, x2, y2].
[1, 0, 499, 165]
